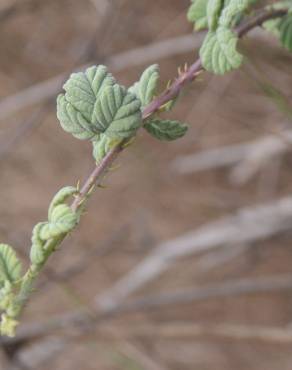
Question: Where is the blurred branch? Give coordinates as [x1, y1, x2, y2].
[113, 274, 292, 313]
[193, 243, 250, 275]
[11, 337, 66, 370]
[2, 274, 292, 346]
[172, 141, 251, 173]
[116, 322, 292, 344]
[230, 133, 290, 185]
[96, 196, 292, 310]
[172, 131, 292, 185]
[6, 321, 292, 370]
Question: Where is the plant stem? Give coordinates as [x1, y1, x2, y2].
[236, 8, 287, 37]
[70, 8, 287, 211]
[70, 144, 123, 212]
[9, 7, 287, 326]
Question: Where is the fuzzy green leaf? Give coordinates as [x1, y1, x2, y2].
[92, 134, 121, 162]
[129, 65, 160, 107]
[63, 66, 115, 122]
[200, 27, 242, 75]
[144, 119, 188, 141]
[30, 223, 46, 265]
[0, 314, 18, 337]
[279, 14, 292, 51]
[57, 65, 115, 140]
[57, 65, 143, 144]
[94, 84, 142, 139]
[0, 244, 22, 284]
[187, 0, 208, 30]
[219, 0, 250, 28]
[40, 205, 78, 240]
[48, 186, 78, 220]
[207, 0, 224, 31]
[57, 94, 98, 140]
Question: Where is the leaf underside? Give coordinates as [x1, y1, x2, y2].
[144, 119, 188, 141]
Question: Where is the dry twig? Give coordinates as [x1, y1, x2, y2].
[2, 274, 292, 345]
[172, 131, 292, 185]
[96, 196, 292, 309]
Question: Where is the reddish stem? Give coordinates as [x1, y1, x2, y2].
[71, 8, 287, 212]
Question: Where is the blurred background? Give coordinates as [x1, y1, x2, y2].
[1, 0, 292, 369]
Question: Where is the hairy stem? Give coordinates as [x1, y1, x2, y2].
[8, 7, 287, 328]
[71, 145, 123, 212]
[70, 8, 287, 210]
